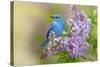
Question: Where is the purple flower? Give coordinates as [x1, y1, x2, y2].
[41, 8, 91, 58]
[70, 24, 80, 36]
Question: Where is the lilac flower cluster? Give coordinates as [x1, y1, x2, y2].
[41, 7, 90, 58]
[64, 10, 91, 57]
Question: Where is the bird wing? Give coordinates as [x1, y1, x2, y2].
[46, 23, 54, 39]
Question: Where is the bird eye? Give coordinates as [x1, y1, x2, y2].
[55, 16, 59, 18]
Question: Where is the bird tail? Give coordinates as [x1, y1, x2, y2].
[40, 39, 49, 48]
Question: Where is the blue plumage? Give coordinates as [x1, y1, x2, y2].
[40, 15, 64, 48]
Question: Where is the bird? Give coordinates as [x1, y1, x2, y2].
[40, 15, 64, 48]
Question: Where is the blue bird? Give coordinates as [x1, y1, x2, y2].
[40, 15, 64, 48]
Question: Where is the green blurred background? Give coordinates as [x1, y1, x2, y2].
[12, 1, 97, 66]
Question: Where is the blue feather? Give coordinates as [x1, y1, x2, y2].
[46, 24, 54, 39]
[40, 15, 64, 48]
[40, 39, 49, 48]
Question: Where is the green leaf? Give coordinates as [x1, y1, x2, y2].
[52, 50, 67, 56]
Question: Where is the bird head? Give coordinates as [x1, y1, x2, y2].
[50, 15, 62, 20]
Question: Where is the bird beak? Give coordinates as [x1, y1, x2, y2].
[50, 16, 55, 19]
